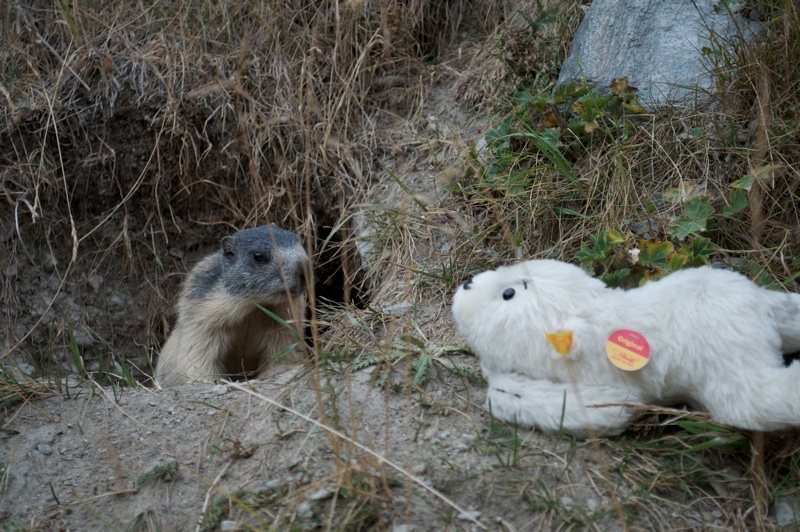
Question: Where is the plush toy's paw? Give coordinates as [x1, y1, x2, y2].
[485, 373, 638, 437]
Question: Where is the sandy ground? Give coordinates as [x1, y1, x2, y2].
[1, 362, 626, 530]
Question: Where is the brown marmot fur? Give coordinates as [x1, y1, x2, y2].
[156, 224, 310, 386]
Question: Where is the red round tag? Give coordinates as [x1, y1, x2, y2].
[606, 329, 650, 371]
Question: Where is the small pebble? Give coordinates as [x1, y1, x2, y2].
[774, 497, 800, 525]
[456, 510, 481, 521]
[88, 274, 103, 292]
[297, 501, 313, 519]
[382, 302, 413, 315]
[41, 251, 58, 273]
[560, 496, 575, 509]
[72, 329, 94, 347]
[36, 443, 53, 456]
[15, 363, 36, 378]
[258, 479, 282, 493]
[307, 489, 333, 501]
[212, 384, 228, 395]
[220, 520, 240, 531]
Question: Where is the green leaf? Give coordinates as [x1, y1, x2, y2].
[722, 188, 748, 217]
[668, 196, 714, 239]
[518, 127, 578, 186]
[485, 117, 512, 148]
[662, 182, 694, 204]
[682, 237, 714, 265]
[69, 329, 84, 374]
[254, 303, 300, 341]
[669, 253, 688, 271]
[606, 230, 627, 244]
[622, 98, 647, 115]
[412, 352, 432, 385]
[668, 219, 701, 240]
[685, 195, 714, 221]
[400, 335, 426, 349]
[638, 240, 674, 270]
[514, 90, 532, 106]
[552, 206, 584, 217]
[576, 248, 606, 264]
[730, 166, 782, 194]
[601, 269, 631, 287]
[730, 174, 755, 191]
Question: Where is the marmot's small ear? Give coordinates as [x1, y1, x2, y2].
[221, 236, 237, 260]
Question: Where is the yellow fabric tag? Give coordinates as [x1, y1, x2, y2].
[545, 331, 573, 355]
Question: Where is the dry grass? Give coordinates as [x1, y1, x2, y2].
[0, 0, 499, 368]
[2, 0, 800, 529]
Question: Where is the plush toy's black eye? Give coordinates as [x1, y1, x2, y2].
[253, 251, 269, 263]
[462, 277, 473, 290]
[502, 288, 515, 300]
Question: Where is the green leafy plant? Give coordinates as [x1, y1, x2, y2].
[354, 335, 483, 389]
[577, 176, 757, 287]
[136, 461, 179, 486]
[668, 196, 715, 240]
[495, 77, 648, 163]
[481, 411, 522, 468]
[578, 228, 716, 288]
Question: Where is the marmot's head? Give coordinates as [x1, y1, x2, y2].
[451, 260, 605, 360]
[212, 224, 310, 304]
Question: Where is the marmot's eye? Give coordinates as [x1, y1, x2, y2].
[253, 251, 269, 263]
[502, 288, 515, 300]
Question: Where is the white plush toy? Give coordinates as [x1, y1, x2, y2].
[452, 259, 800, 437]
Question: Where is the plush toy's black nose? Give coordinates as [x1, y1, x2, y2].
[462, 277, 473, 290]
[502, 288, 515, 300]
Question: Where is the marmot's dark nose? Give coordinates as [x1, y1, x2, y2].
[462, 277, 473, 290]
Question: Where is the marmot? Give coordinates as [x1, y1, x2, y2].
[452, 259, 800, 436]
[156, 224, 310, 386]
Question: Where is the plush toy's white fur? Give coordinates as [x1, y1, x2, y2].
[452, 260, 800, 437]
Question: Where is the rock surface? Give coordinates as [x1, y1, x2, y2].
[557, 0, 762, 108]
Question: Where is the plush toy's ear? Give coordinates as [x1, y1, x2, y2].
[545, 317, 589, 359]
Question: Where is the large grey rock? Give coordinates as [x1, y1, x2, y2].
[557, 0, 762, 108]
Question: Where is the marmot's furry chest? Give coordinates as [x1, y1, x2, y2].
[220, 304, 295, 376]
